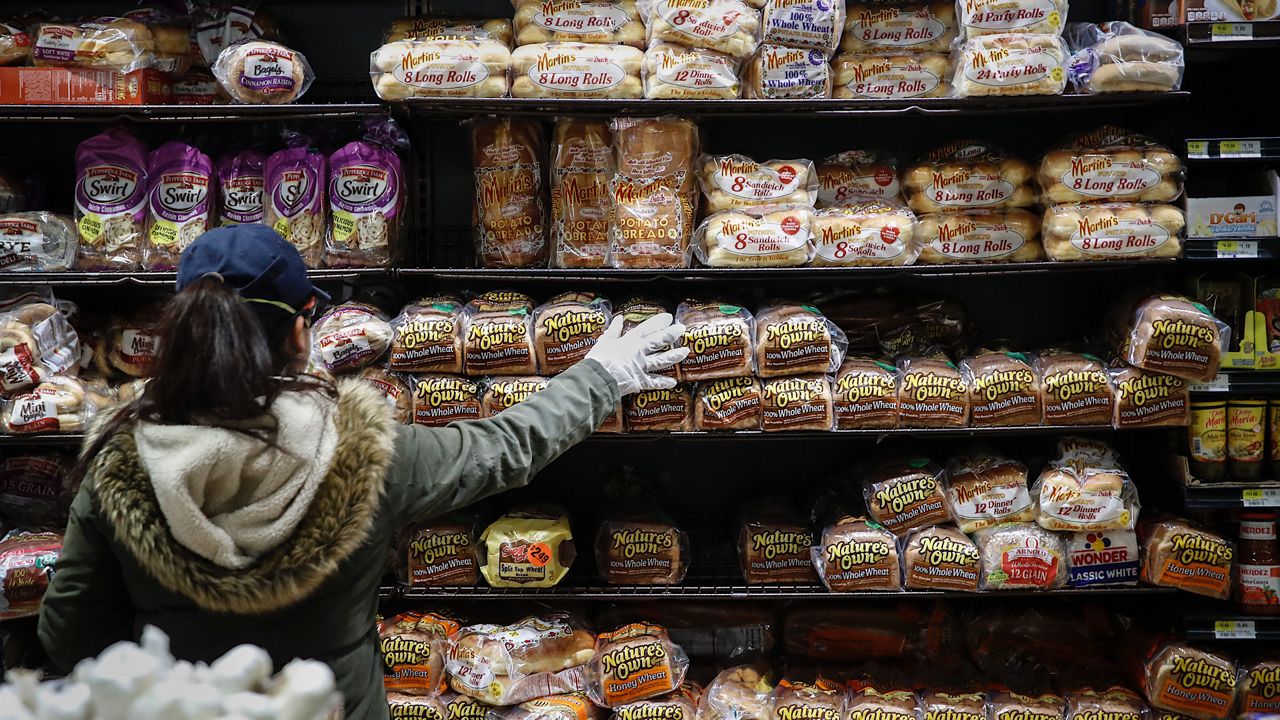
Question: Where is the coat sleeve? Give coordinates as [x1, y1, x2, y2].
[386, 359, 620, 526]
[37, 484, 134, 671]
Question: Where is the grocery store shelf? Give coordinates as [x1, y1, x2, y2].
[0, 268, 391, 287]
[1189, 371, 1280, 393]
[1183, 480, 1280, 509]
[1184, 238, 1280, 261]
[588, 425, 1129, 440]
[0, 434, 85, 448]
[396, 583, 1178, 601]
[1184, 21, 1280, 46]
[0, 102, 389, 123]
[1185, 615, 1280, 641]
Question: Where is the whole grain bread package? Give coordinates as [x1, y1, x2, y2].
[770, 680, 847, 720]
[627, 385, 694, 432]
[698, 155, 818, 214]
[1034, 351, 1115, 425]
[379, 611, 460, 696]
[390, 296, 466, 374]
[1043, 203, 1184, 261]
[904, 526, 981, 591]
[370, 38, 511, 100]
[643, 0, 762, 60]
[863, 456, 952, 536]
[677, 302, 755, 381]
[463, 291, 539, 376]
[904, 140, 1036, 214]
[944, 450, 1034, 533]
[446, 612, 594, 704]
[359, 367, 414, 424]
[412, 375, 484, 427]
[404, 514, 483, 587]
[960, 351, 1042, 427]
[974, 522, 1067, 590]
[739, 500, 818, 585]
[813, 516, 901, 592]
[644, 43, 742, 100]
[472, 118, 548, 268]
[479, 506, 577, 588]
[482, 376, 551, 416]
[514, 0, 646, 47]
[552, 119, 613, 269]
[610, 117, 699, 269]
[695, 377, 764, 431]
[1109, 364, 1189, 429]
[817, 151, 902, 206]
[1112, 295, 1228, 383]
[534, 292, 611, 375]
[310, 302, 394, 375]
[512, 42, 644, 99]
[1142, 643, 1237, 720]
[1237, 660, 1280, 718]
[699, 666, 775, 720]
[847, 689, 920, 720]
[1037, 126, 1183, 205]
[1139, 516, 1233, 599]
[921, 694, 986, 720]
[586, 624, 690, 707]
[743, 45, 833, 99]
[754, 304, 846, 378]
[811, 201, 920, 267]
[916, 209, 1044, 264]
[842, 3, 956, 53]
[692, 206, 816, 268]
[833, 356, 900, 429]
[896, 357, 970, 428]
[596, 506, 690, 585]
[761, 375, 834, 432]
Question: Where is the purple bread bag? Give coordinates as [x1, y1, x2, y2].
[326, 141, 402, 268]
[74, 127, 149, 270]
[218, 149, 267, 225]
[143, 141, 213, 271]
[265, 145, 327, 268]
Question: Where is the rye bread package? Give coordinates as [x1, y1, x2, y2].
[143, 141, 214, 271]
[265, 141, 327, 268]
[217, 149, 267, 225]
[74, 128, 150, 270]
[327, 118, 407, 268]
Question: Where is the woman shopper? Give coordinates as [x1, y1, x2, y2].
[37, 225, 688, 720]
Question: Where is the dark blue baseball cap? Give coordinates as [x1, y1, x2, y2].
[177, 225, 330, 315]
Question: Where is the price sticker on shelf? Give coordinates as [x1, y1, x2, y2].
[1213, 620, 1257, 640]
[1242, 488, 1280, 507]
[1216, 240, 1259, 258]
[1211, 22, 1253, 40]
[1187, 141, 1209, 158]
[1220, 140, 1262, 158]
[1190, 373, 1230, 392]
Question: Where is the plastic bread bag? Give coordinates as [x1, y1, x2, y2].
[371, 37, 512, 100]
[585, 624, 690, 707]
[595, 490, 690, 584]
[769, 679, 848, 720]
[943, 449, 1033, 533]
[264, 140, 327, 268]
[896, 356, 970, 428]
[310, 302, 393, 375]
[974, 522, 1067, 590]
[3, 375, 96, 435]
[1113, 295, 1229, 382]
[643, 43, 742, 100]
[739, 499, 818, 584]
[698, 156, 818, 214]
[358, 367, 413, 424]
[743, 45, 832, 99]
[142, 141, 214, 271]
[326, 118, 408, 269]
[462, 291, 538, 376]
[1051, 435, 1123, 469]
[952, 34, 1069, 98]
[842, 3, 956, 54]
[472, 118, 548, 269]
[217, 148, 267, 226]
[626, 384, 694, 432]
[916, 210, 1044, 264]
[816, 151, 901, 206]
[694, 377, 763, 431]
[811, 200, 919, 267]
[402, 512, 484, 587]
[956, 0, 1067, 37]
[533, 292, 612, 375]
[106, 303, 164, 378]
[700, 666, 776, 720]
[761, 0, 845, 53]
[691, 206, 816, 268]
[411, 375, 483, 426]
[1237, 660, 1280, 719]
[32, 17, 155, 73]
[552, 119, 613, 269]
[390, 296, 466, 374]
[1109, 363, 1188, 429]
[496, 694, 608, 720]
[676, 301, 755, 382]
[1064, 688, 1147, 720]
[1043, 203, 1184, 262]
[389, 693, 451, 719]
[760, 375, 834, 432]
[120, 6, 192, 76]
[0, 212, 79, 272]
[754, 303, 847, 377]
[1031, 461, 1138, 532]
[862, 456, 952, 536]
[847, 688, 920, 720]
[988, 693, 1065, 720]
[446, 611, 594, 704]
[378, 611, 461, 696]
[618, 298, 677, 381]
[511, 42, 644, 99]
[903, 140, 1035, 213]
[609, 116, 700, 269]
[1138, 515, 1233, 599]
[833, 356, 900, 429]
[612, 684, 700, 720]
[384, 17, 514, 45]
[0, 299, 80, 396]
[641, 0, 762, 60]
[812, 516, 901, 592]
[0, 453, 74, 527]
[478, 506, 578, 589]
[832, 53, 952, 99]
[73, 127, 149, 271]
[960, 351, 1042, 427]
[1065, 22, 1184, 94]
[903, 526, 982, 591]
[213, 40, 315, 104]
[484, 375, 552, 421]
[514, 0, 646, 47]
[0, 20, 32, 66]
[1142, 642, 1237, 720]
[0, 530, 62, 620]
[1038, 126, 1183, 205]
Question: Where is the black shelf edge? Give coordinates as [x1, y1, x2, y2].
[0, 268, 391, 287]
[1185, 615, 1280, 641]
[1183, 480, 1280, 510]
[1184, 238, 1280, 261]
[394, 585, 1178, 601]
[0, 102, 388, 123]
[1189, 370, 1280, 394]
[0, 433, 85, 448]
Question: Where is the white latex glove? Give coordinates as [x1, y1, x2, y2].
[585, 313, 689, 396]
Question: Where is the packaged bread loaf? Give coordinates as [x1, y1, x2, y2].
[645, 0, 762, 60]
[957, 0, 1067, 36]
[217, 149, 266, 226]
[811, 201, 919, 266]
[847, 689, 920, 720]
[264, 144, 326, 267]
[614, 685, 700, 720]
[677, 302, 754, 381]
[1139, 517, 1233, 599]
[360, 367, 414, 424]
[404, 515, 483, 587]
[388, 694, 448, 719]
[586, 624, 690, 707]
[412, 375, 483, 426]
[989, 694, 1063, 720]
[833, 356, 899, 429]
[534, 292, 611, 375]
[326, 122, 405, 269]
[1038, 127, 1183, 204]
[479, 507, 577, 588]
[379, 611, 459, 695]
[761, 0, 844, 53]
[1113, 295, 1226, 383]
[385, 17, 514, 45]
[1034, 351, 1114, 425]
[596, 510, 689, 584]
[482, 376, 551, 416]
[904, 140, 1035, 213]
[1237, 661, 1280, 719]
[74, 128, 149, 270]
[213, 40, 314, 104]
[1032, 462, 1138, 532]
[0, 21, 31, 67]
[514, 0, 646, 47]
[1044, 204, 1184, 261]
[512, 42, 644, 98]
[842, 3, 956, 53]
[1110, 364, 1188, 428]
[953, 34, 1069, 97]
[692, 206, 816, 268]
[944, 450, 1033, 533]
[32, 17, 153, 73]
[472, 118, 548, 268]
[863, 457, 951, 535]
[961, 351, 1042, 426]
[497, 694, 606, 720]
[1065, 528, 1139, 587]
[832, 53, 951, 99]
[770, 680, 847, 720]
[698, 155, 818, 214]
[754, 304, 845, 377]
[1142, 643, 1237, 720]
[974, 522, 1067, 590]
[141, 142, 213, 271]
[0, 213, 79, 272]
[760, 375, 834, 431]
[551, 118, 613, 269]
[916, 210, 1044, 264]
[816, 151, 901, 206]
[644, 43, 742, 99]
[464, 291, 538, 376]
[700, 666, 775, 720]
[695, 377, 763, 431]
[370, 38, 511, 100]
[896, 357, 970, 428]
[619, 299, 678, 381]
[4, 376, 94, 434]
[1065, 21, 1184, 94]
[446, 612, 593, 704]
[627, 385, 694, 431]
[743, 45, 833, 99]
[814, 516, 901, 591]
[903, 526, 981, 591]
[739, 500, 818, 584]
[391, 297, 465, 374]
[609, 117, 699, 269]
[311, 303, 393, 375]
[1065, 689, 1145, 720]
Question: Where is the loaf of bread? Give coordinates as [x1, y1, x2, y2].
[1140, 517, 1234, 599]
[595, 518, 689, 584]
[472, 118, 548, 268]
[815, 516, 901, 592]
[479, 509, 578, 590]
[1043, 203, 1184, 261]
[833, 356, 899, 429]
[587, 625, 688, 709]
[903, 526, 981, 591]
[387, 695, 448, 718]
[754, 304, 843, 377]
[842, 3, 956, 53]
[990, 694, 1065, 720]
[760, 375, 834, 431]
[1033, 463, 1137, 532]
[677, 302, 754, 381]
[646, 0, 762, 60]
[1237, 660, 1280, 719]
[614, 117, 700, 182]
[371, 39, 511, 100]
[693, 206, 816, 268]
[762, 0, 844, 53]
[626, 385, 694, 432]
[410, 374, 483, 426]
[404, 517, 482, 587]
[1038, 128, 1183, 204]
[848, 690, 920, 720]
[916, 209, 1044, 264]
[1066, 689, 1146, 720]
[1066, 528, 1139, 587]
[511, 42, 644, 98]
[904, 140, 1035, 213]
[213, 41, 314, 104]
[957, 0, 1067, 36]
[742, 45, 833, 99]
[0, 212, 79, 272]
[618, 299, 678, 382]
[312, 303, 394, 375]
[770, 680, 848, 720]
[1117, 295, 1225, 382]
[1067, 22, 1184, 93]
[832, 53, 951, 99]
[644, 43, 742, 99]
[359, 367, 414, 424]
[384, 17, 514, 45]
[610, 117, 699, 269]
[961, 351, 1042, 426]
[1110, 364, 1189, 428]
[953, 34, 1069, 97]
[379, 612, 458, 696]
[463, 292, 538, 376]
[514, 0, 645, 47]
[534, 292, 611, 375]
[614, 686, 699, 720]
[390, 297, 465, 374]
[1143, 643, 1238, 720]
[551, 119, 613, 269]
[863, 457, 951, 535]
[482, 376, 551, 416]
[812, 201, 919, 266]
[698, 155, 818, 214]
[695, 377, 763, 431]
[897, 357, 970, 428]
[944, 450, 1033, 533]
[816, 150, 902, 205]
[739, 501, 818, 584]
[1034, 351, 1114, 425]
[974, 522, 1067, 590]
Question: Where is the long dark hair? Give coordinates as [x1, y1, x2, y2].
[79, 276, 333, 471]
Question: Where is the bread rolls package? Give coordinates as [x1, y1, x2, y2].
[463, 291, 538, 376]
[904, 140, 1035, 213]
[512, 42, 644, 98]
[847, 689, 920, 720]
[974, 522, 1067, 590]
[446, 612, 592, 704]
[1044, 202, 1185, 261]
[644, 0, 762, 60]
[957, 0, 1067, 36]
[479, 507, 577, 589]
[1, 21, 32, 67]
[1065, 21, 1184, 93]
[74, 128, 149, 270]
[761, 375, 834, 431]
[609, 117, 699, 269]
[213, 41, 315, 104]
[142, 141, 213, 271]
[1237, 661, 1280, 718]
[833, 357, 899, 429]
[769, 680, 848, 720]
[1142, 643, 1238, 720]
[816, 151, 902, 205]
[359, 367, 414, 424]
[411, 375, 483, 426]
[627, 385, 694, 431]
[842, 3, 956, 53]
[472, 118, 548, 268]
[384, 17, 514, 45]
[812, 201, 919, 266]
[953, 34, 1069, 97]
[586, 624, 690, 706]
[832, 53, 951, 99]
[692, 206, 816, 268]
[897, 357, 970, 428]
[1066, 528, 1138, 587]
[761, 0, 845, 53]
[813, 516, 901, 592]
[917, 210, 1044, 264]
[677, 302, 754, 381]
[695, 377, 764, 430]
[1035, 351, 1114, 424]
[311, 303, 393, 375]
[1032, 463, 1138, 532]
[1115, 295, 1227, 382]
[902, 525, 981, 591]
[534, 292, 611, 375]
[595, 511, 689, 584]
[754, 303, 846, 377]
[390, 297, 465, 374]
[699, 666, 775, 720]
[0, 530, 62, 621]
[379, 611, 459, 695]
[3, 376, 95, 434]
[698, 156, 818, 214]
[0, 213, 79, 272]
[1139, 517, 1233, 599]
[550, 119, 613, 269]
[1110, 364, 1189, 428]
[743, 45, 833, 99]
[863, 457, 952, 535]
[960, 351, 1042, 426]
[739, 501, 818, 584]
[326, 123, 405, 269]
[264, 145, 327, 268]
[1038, 127, 1184, 204]
[514, 0, 646, 47]
[32, 18, 153, 73]
[483, 376, 551, 416]
[370, 38, 512, 100]
[944, 450, 1033, 533]
[217, 149, 266, 226]
[644, 43, 742, 99]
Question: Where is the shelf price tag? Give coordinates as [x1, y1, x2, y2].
[1211, 23, 1253, 40]
[1242, 488, 1280, 507]
[1213, 620, 1257, 639]
[1220, 140, 1262, 158]
[1187, 141, 1209, 158]
[1190, 373, 1230, 392]
[1217, 240, 1259, 258]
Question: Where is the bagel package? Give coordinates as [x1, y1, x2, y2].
[863, 457, 952, 535]
[264, 144, 327, 267]
[74, 128, 149, 270]
[957, 0, 1068, 36]
[813, 516, 901, 592]
[842, 3, 956, 53]
[896, 357, 970, 428]
[1065, 21, 1184, 94]
[482, 376, 551, 417]
[552, 119, 614, 269]
[1032, 461, 1138, 533]
[311, 303, 393, 375]
[106, 307, 162, 378]
[3, 376, 94, 435]
[390, 297, 466, 374]
[739, 500, 818, 584]
[743, 45, 833, 99]
[512, 42, 644, 98]
[761, 0, 845, 53]
[916, 210, 1044, 264]
[695, 377, 764, 431]
[479, 507, 577, 589]
[760, 375, 834, 431]
[514, 0, 646, 47]
[359, 367, 414, 424]
[903, 526, 982, 591]
[534, 292, 611, 375]
[644, 0, 762, 60]
[953, 34, 1069, 98]
[1035, 351, 1114, 424]
[0, 213, 79, 272]
[0, 300, 80, 396]
[816, 151, 902, 205]
[644, 43, 742, 99]
[832, 53, 952, 99]
[609, 117, 700, 269]
[1038, 127, 1184, 205]
[379, 611, 460, 696]
[463, 291, 538, 376]
[944, 450, 1034, 533]
[698, 155, 818, 214]
[1, 21, 31, 67]
[384, 17, 514, 45]
[960, 351, 1042, 426]
[1142, 643, 1238, 720]
[833, 356, 900, 429]
[1110, 364, 1189, 428]
[904, 140, 1036, 213]
[626, 385, 694, 432]
[677, 302, 755, 381]
[213, 40, 315, 104]
[692, 206, 816, 268]
[446, 612, 593, 704]
[812, 201, 920, 266]
[754, 303, 846, 377]
[412, 375, 484, 427]
[1139, 517, 1233, 599]
[974, 521, 1067, 590]
[1113, 295, 1227, 382]
[370, 38, 512, 100]
[1044, 204, 1185, 261]
[472, 118, 548, 268]
[586, 624, 690, 707]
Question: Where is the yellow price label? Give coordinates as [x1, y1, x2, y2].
[1217, 240, 1258, 258]
[1242, 488, 1280, 506]
[1220, 140, 1261, 158]
[1211, 22, 1252, 39]
[1244, 489, 1265, 500]
[1214, 620, 1255, 639]
[1186, 141, 1209, 158]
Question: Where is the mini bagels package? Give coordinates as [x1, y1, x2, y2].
[692, 206, 816, 268]
[944, 450, 1034, 533]
[833, 356, 900, 429]
[904, 140, 1036, 214]
[811, 200, 920, 267]
[644, 43, 742, 100]
[896, 357, 970, 428]
[842, 3, 957, 53]
[903, 525, 982, 591]
[585, 624, 690, 707]
[863, 456, 952, 536]
[677, 302, 755, 382]
[743, 45, 833, 99]
[953, 34, 1069, 98]
[754, 303, 847, 377]
[916, 209, 1044, 264]
[512, 42, 644, 98]
[813, 516, 901, 592]
[390, 297, 466, 374]
[1038, 126, 1184, 205]
[514, 0, 646, 46]
[551, 118, 614, 269]
[3, 376, 95, 435]
[697, 155, 818, 214]
[643, 0, 762, 60]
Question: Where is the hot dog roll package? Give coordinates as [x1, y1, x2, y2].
[3, 376, 95, 434]
[832, 53, 951, 99]
[1109, 364, 1189, 429]
[739, 500, 818, 584]
[953, 34, 1069, 97]
[691, 206, 816, 268]
[310, 302, 393, 375]
[903, 526, 982, 591]
[761, 0, 845, 53]
[863, 456, 952, 535]
[960, 351, 1042, 427]
[1112, 294, 1228, 382]
[586, 624, 690, 707]
[0, 213, 79, 272]
[32, 17, 154, 73]
[816, 151, 902, 205]
[812, 200, 919, 266]
[610, 117, 700, 269]
[842, 3, 956, 54]
[463, 291, 538, 376]
[957, 0, 1067, 36]
[482, 376, 551, 417]
[916, 209, 1044, 264]
[1032, 462, 1139, 532]
[627, 385, 695, 432]
[479, 507, 577, 589]
[512, 42, 644, 98]
[896, 357, 970, 428]
[551, 118, 613, 269]
[904, 140, 1035, 213]
[644, 43, 742, 99]
[643, 0, 762, 60]
[677, 301, 755, 381]
[754, 303, 847, 377]
[974, 521, 1067, 590]
[514, 0, 646, 47]
[1039, 126, 1183, 204]
[1065, 21, 1184, 94]
[695, 377, 764, 431]
[360, 367, 414, 424]
[384, 17, 514, 46]
[743, 45, 833, 99]
[446, 611, 593, 704]
[411, 375, 484, 426]
[813, 516, 901, 592]
[1142, 642, 1238, 720]
[698, 155, 818, 214]
[472, 118, 548, 268]
[833, 356, 900, 429]
[760, 375, 834, 432]
[534, 292, 611, 375]
[371, 38, 512, 100]
[1043, 203, 1184, 261]
[390, 297, 465, 374]
[1139, 516, 1233, 599]
[944, 450, 1034, 533]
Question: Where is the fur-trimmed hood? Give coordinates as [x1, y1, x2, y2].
[86, 379, 395, 615]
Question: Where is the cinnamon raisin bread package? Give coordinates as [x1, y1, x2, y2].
[472, 118, 548, 268]
[754, 303, 847, 377]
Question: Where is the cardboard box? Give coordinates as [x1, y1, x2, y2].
[1138, 0, 1183, 29]
[1183, 0, 1280, 23]
[0, 67, 172, 105]
[1186, 170, 1280, 239]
